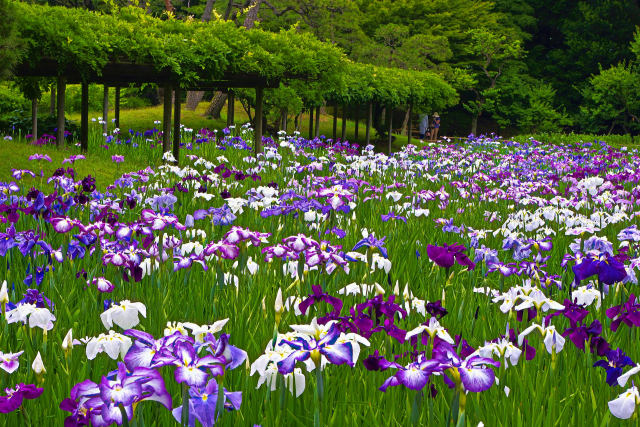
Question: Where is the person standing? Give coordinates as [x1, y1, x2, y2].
[431, 113, 440, 142]
[419, 113, 429, 140]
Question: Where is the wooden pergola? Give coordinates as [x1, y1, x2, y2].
[15, 59, 279, 161]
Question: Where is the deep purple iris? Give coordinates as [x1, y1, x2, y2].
[426, 243, 476, 270]
[572, 253, 627, 285]
[606, 294, 640, 331]
[299, 285, 343, 317]
[594, 348, 635, 386]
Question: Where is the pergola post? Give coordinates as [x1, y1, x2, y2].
[114, 87, 121, 129]
[255, 87, 264, 154]
[162, 85, 172, 154]
[308, 108, 314, 140]
[332, 104, 338, 140]
[354, 105, 359, 140]
[50, 85, 56, 115]
[387, 106, 393, 155]
[173, 86, 181, 163]
[31, 98, 38, 142]
[314, 106, 320, 138]
[80, 80, 89, 152]
[102, 85, 109, 134]
[56, 76, 66, 147]
[341, 104, 347, 141]
[408, 103, 413, 145]
[365, 101, 372, 145]
[227, 91, 235, 127]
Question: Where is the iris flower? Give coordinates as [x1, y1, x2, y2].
[172, 378, 242, 427]
[0, 383, 43, 413]
[594, 348, 635, 386]
[572, 253, 627, 285]
[606, 294, 640, 331]
[0, 351, 23, 374]
[277, 322, 353, 374]
[426, 243, 475, 270]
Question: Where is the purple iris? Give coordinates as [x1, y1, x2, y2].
[594, 348, 635, 386]
[171, 342, 225, 387]
[0, 383, 43, 413]
[572, 253, 627, 285]
[426, 243, 476, 270]
[123, 330, 189, 369]
[381, 211, 407, 223]
[200, 333, 247, 370]
[299, 285, 343, 317]
[171, 379, 242, 427]
[561, 319, 603, 352]
[352, 234, 388, 258]
[379, 356, 441, 392]
[606, 294, 640, 331]
[277, 324, 353, 374]
[434, 342, 500, 392]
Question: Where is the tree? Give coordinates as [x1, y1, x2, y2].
[0, 0, 21, 80]
[463, 27, 523, 135]
[581, 63, 640, 141]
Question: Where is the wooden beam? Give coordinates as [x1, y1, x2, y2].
[255, 87, 264, 154]
[365, 101, 372, 145]
[387, 106, 393, 155]
[162, 85, 172, 154]
[56, 76, 65, 147]
[314, 106, 320, 138]
[31, 98, 38, 142]
[173, 86, 181, 163]
[114, 87, 121, 129]
[227, 91, 235, 127]
[80, 81, 89, 152]
[408, 103, 412, 145]
[102, 85, 109, 135]
[341, 104, 347, 141]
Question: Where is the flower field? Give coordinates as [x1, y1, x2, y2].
[1, 128, 640, 426]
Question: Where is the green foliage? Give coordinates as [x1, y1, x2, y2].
[12, 2, 345, 85]
[0, 84, 29, 115]
[525, 0, 640, 114]
[0, 0, 22, 80]
[483, 70, 570, 133]
[580, 62, 640, 137]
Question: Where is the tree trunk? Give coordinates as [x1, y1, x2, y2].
[314, 106, 320, 138]
[204, 92, 227, 118]
[400, 109, 410, 135]
[294, 113, 300, 132]
[471, 114, 478, 136]
[308, 108, 314, 140]
[280, 108, 287, 132]
[31, 98, 38, 142]
[242, 0, 262, 29]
